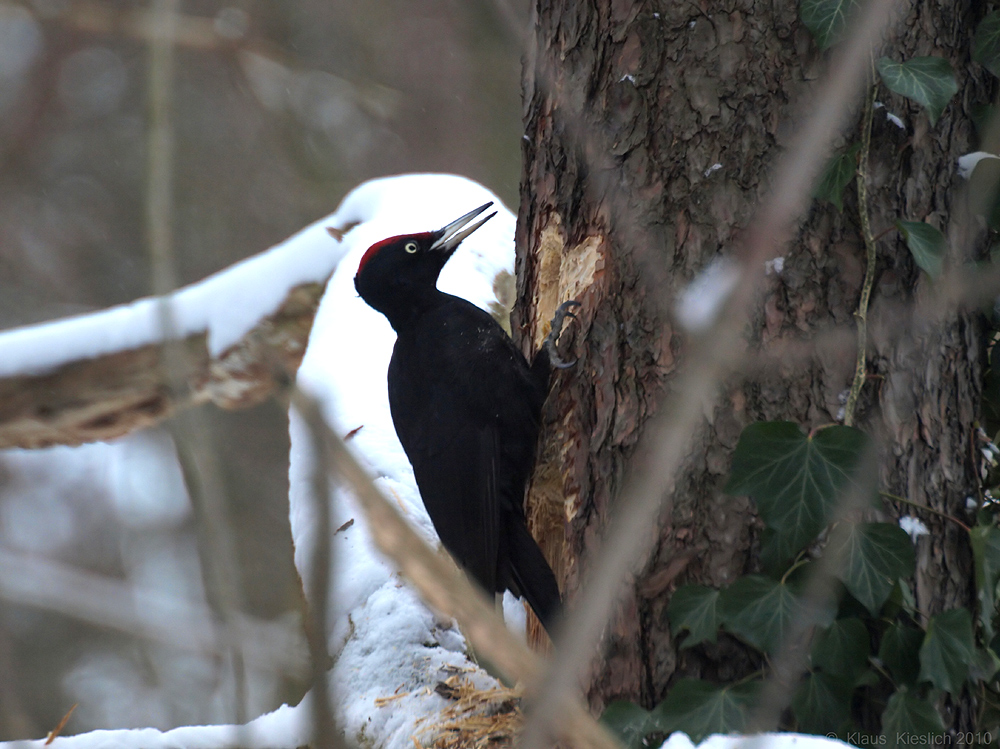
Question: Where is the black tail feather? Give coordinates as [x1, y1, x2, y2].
[507, 519, 561, 632]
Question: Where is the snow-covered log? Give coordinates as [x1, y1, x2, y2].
[0, 214, 345, 450]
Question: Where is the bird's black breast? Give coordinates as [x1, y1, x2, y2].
[385, 296, 546, 591]
[387, 296, 545, 501]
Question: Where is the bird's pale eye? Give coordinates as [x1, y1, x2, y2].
[404, 241, 418, 254]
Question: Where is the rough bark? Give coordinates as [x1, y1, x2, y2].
[515, 0, 989, 727]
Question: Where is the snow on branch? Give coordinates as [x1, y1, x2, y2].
[0, 215, 345, 450]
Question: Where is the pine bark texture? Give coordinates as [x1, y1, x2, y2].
[514, 0, 991, 729]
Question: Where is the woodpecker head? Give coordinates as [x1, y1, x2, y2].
[354, 202, 496, 323]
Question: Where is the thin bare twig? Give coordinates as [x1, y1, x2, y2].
[880, 492, 971, 533]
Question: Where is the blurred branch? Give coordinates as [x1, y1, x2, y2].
[293, 393, 345, 749]
[147, 0, 179, 299]
[145, 0, 249, 723]
[28, 1, 241, 50]
[0, 280, 326, 450]
[168, 412, 251, 724]
[288, 387, 622, 749]
[0, 545, 308, 677]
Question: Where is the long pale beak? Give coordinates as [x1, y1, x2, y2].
[429, 202, 496, 252]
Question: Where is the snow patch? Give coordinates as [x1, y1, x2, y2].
[958, 151, 1000, 180]
[675, 258, 741, 333]
[7, 721, 857, 749]
[660, 734, 856, 749]
[13, 702, 311, 749]
[764, 257, 785, 276]
[885, 111, 905, 129]
[0, 215, 345, 377]
[898, 515, 930, 543]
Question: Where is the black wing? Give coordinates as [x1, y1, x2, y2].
[387, 296, 559, 622]
[400, 403, 502, 594]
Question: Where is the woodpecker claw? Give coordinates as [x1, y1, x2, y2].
[545, 300, 581, 369]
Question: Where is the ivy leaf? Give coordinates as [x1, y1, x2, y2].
[791, 671, 853, 735]
[970, 647, 1000, 683]
[829, 522, 915, 615]
[799, 0, 862, 49]
[896, 220, 946, 278]
[878, 623, 924, 686]
[876, 56, 958, 126]
[855, 669, 880, 687]
[811, 617, 870, 683]
[980, 684, 1000, 743]
[652, 679, 759, 742]
[719, 575, 810, 653]
[726, 422, 870, 564]
[974, 11, 1000, 79]
[880, 689, 945, 749]
[814, 143, 860, 211]
[668, 585, 720, 648]
[600, 701, 657, 749]
[918, 608, 975, 694]
[970, 524, 1000, 639]
[884, 577, 919, 619]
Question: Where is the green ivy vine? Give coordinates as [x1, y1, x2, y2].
[600, 1, 1000, 747]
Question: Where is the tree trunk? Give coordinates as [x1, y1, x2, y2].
[515, 0, 990, 730]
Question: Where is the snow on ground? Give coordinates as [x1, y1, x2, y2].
[8, 721, 858, 749]
[4, 702, 312, 749]
[661, 736, 855, 749]
[0, 212, 346, 377]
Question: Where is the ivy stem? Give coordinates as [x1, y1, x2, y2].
[867, 656, 897, 689]
[730, 668, 766, 688]
[780, 556, 811, 585]
[879, 491, 971, 533]
[844, 81, 879, 428]
[807, 422, 838, 439]
[872, 224, 896, 243]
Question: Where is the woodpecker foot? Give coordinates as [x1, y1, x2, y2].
[545, 300, 581, 369]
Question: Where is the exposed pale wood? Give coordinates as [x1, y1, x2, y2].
[0, 281, 326, 450]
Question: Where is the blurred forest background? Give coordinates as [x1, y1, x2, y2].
[0, 0, 528, 739]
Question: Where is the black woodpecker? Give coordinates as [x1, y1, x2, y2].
[353, 202, 577, 631]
